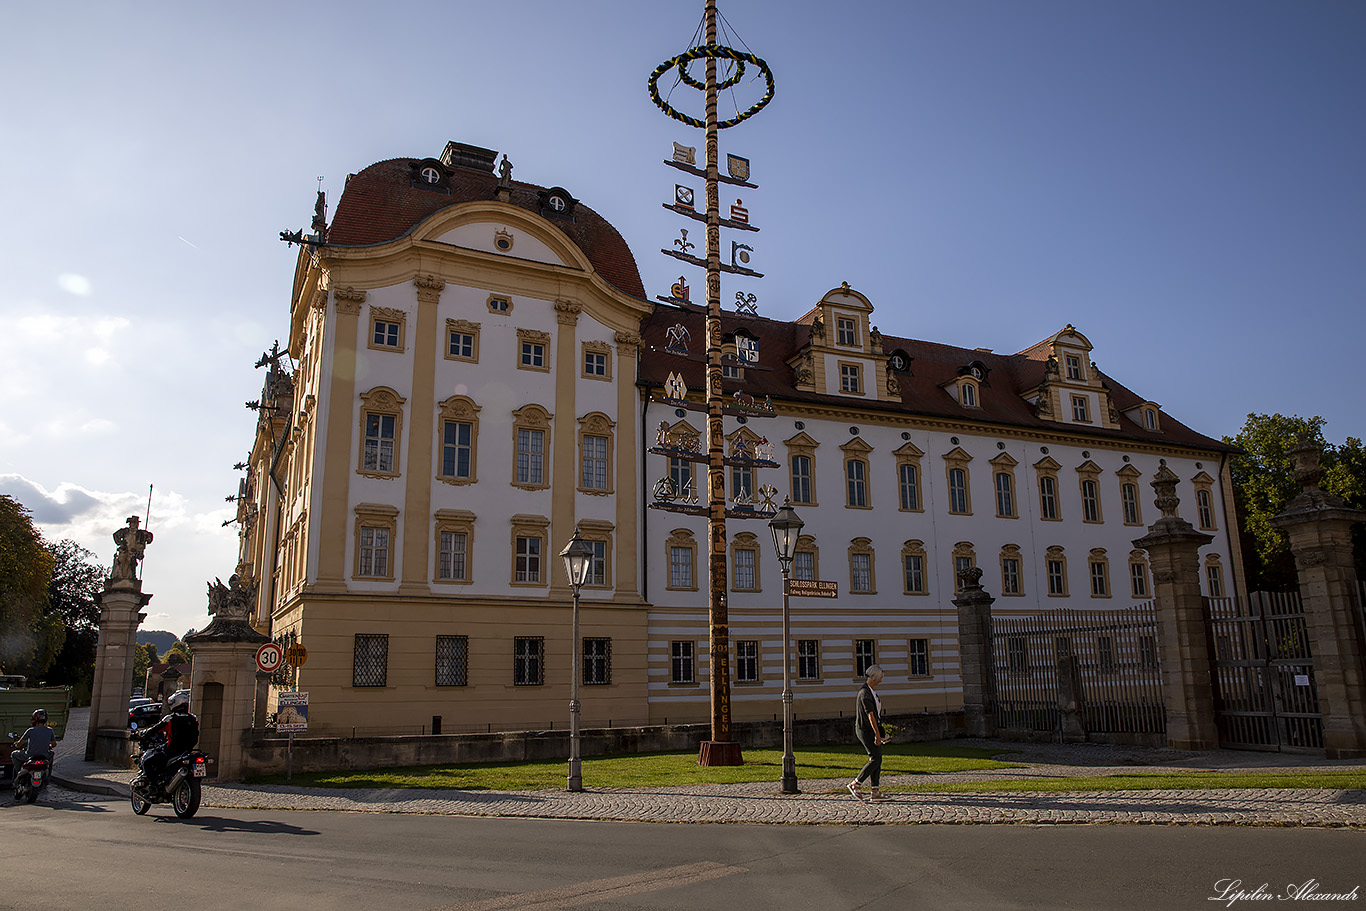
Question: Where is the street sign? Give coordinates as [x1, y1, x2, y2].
[277, 691, 308, 733]
[285, 644, 308, 668]
[255, 643, 284, 674]
[786, 579, 838, 598]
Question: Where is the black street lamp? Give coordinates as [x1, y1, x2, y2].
[768, 498, 804, 794]
[560, 530, 595, 792]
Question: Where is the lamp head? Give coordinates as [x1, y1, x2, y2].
[560, 530, 595, 590]
[768, 498, 804, 567]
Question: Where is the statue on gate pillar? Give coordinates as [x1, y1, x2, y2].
[109, 515, 153, 590]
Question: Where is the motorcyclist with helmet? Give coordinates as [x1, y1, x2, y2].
[10, 709, 56, 787]
[135, 691, 199, 789]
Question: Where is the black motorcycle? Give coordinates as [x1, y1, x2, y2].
[6, 736, 52, 804]
[129, 726, 209, 818]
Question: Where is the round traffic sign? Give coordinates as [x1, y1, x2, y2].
[285, 644, 308, 668]
[255, 643, 283, 673]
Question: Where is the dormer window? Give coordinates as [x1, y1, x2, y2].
[888, 350, 912, 374]
[839, 362, 862, 395]
[959, 381, 978, 408]
[547, 195, 567, 212]
[420, 167, 441, 185]
[1143, 407, 1159, 431]
[539, 187, 577, 219]
[1065, 354, 1084, 381]
[1072, 394, 1091, 422]
[836, 316, 858, 347]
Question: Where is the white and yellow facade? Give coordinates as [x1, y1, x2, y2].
[237, 143, 1243, 736]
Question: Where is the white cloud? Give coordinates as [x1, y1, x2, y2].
[57, 273, 92, 296]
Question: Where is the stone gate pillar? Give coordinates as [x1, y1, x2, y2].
[953, 567, 997, 738]
[86, 515, 154, 763]
[185, 574, 269, 779]
[1271, 440, 1366, 759]
[1133, 466, 1217, 751]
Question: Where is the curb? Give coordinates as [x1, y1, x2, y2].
[54, 774, 129, 798]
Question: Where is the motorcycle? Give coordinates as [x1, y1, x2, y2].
[129, 725, 209, 819]
[6, 735, 52, 804]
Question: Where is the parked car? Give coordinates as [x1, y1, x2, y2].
[128, 702, 162, 728]
[129, 697, 154, 710]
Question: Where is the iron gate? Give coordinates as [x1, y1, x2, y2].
[1206, 591, 1323, 752]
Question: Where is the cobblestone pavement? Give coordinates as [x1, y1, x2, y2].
[45, 710, 1366, 827]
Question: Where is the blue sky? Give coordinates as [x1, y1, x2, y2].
[2, 1, 1362, 636]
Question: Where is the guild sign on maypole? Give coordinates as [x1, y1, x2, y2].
[648, 0, 775, 766]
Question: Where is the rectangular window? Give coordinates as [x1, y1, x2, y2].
[514, 637, 544, 686]
[438, 531, 467, 581]
[1039, 475, 1058, 520]
[794, 551, 815, 582]
[1207, 565, 1224, 598]
[960, 382, 977, 407]
[1065, 354, 1083, 380]
[733, 548, 756, 590]
[358, 526, 390, 578]
[671, 640, 695, 684]
[1007, 636, 1029, 674]
[995, 472, 1014, 517]
[442, 420, 473, 479]
[851, 553, 871, 593]
[846, 460, 867, 507]
[669, 457, 693, 498]
[904, 554, 925, 593]
[731, 464, 753, 501]
[435, 635, 468, 686]
[840, 363, 861, 394]
[1197, 490, 1215, 530]
[791, 455, 813, 505]
[449, 331, 475, 359]
[908, 638, 929, 677]
[352, 634, 389, 687]
[854, 639, 876, 677]
[954, 555, 973, 591]
[583, 637, 611, 685]
[1131, 562, 1149, 597]
[1140, 635, 1159, 669]
[363, 413, 396, 473]
[669, 546, 693, 589]
[899, 463, 919, 510]
[515, 535, 542, 583]
[797, 639, 820, 680]
[521, 342, 546, 368]
[948, 468, 968, 514]
[587, 540, 607, 587]
[1097, 635, 1116, 672]
[1047, 559, 1066, 595]
[373, 320, 400, 348]
[837, 317, 858, 347]
[1072, 395, 1090, 422]
[516, 429, 545, 485]
[1082, 479, 1100, 522]
[1001, 558, 1020, 595]
[584, 350, 608, 377]
[581, 435, 608, 490]
[735, 640, 759, 683]
[722, 360, 741, 380]
[1091, 561, 1109, 596]
[1122, 483, 1139, 524]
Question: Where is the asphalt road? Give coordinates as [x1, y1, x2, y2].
[2, 791, 1362, 911]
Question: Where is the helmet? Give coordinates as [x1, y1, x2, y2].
[167, 690, 190, 713]
[31, 709, 47, 724]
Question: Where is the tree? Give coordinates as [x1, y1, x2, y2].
[1223, 413, 1366, 591]
[132, 642, 158, 691]
[0, 495, 56, 674]
[163, 639, 193, 666]
[42, 540, 105, 699]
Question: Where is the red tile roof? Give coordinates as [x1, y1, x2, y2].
[327, 157, 645, 299]
[638, 303, 1234, 453]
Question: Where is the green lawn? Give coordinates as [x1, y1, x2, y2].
[249, 743, 1019, 790]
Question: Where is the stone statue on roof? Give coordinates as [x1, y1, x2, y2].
[498, 155, 513, 188]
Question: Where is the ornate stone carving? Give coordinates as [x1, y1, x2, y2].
[1153, 570, 1177, 584]
[810, 315, 824, 339]
[413, 275, 446, 299]
[614, 330, 642, 350]
[1295, 549, 1328, 568]
[957, 565, 984, 591]
[333, 285, 367, 303]
[554, 300, 582, 325]
[1150, 465, 1182, 520]
[370, 305, 406, 322]
[206, 573, 256, 621]
[109, 515, 153, 589]
[886, 373, 901, 396]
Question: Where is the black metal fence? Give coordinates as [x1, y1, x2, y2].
[991, 605, 1166, 737]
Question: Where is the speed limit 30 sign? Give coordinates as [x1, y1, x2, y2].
[255, 642, 284, 673]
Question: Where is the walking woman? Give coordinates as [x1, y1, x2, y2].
[848, 665, 887, 800]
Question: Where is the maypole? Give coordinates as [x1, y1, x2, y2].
[648, 0, 775, 765]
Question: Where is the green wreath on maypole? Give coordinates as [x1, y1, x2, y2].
[648, 44, 775, 129]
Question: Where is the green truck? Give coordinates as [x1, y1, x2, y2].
[1, 685, 72, 778]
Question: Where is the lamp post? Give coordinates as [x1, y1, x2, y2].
[768, 499, 804, 794]
[560, 530, 595, 792]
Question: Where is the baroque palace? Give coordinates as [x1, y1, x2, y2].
[237, 141, 1241, 736]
